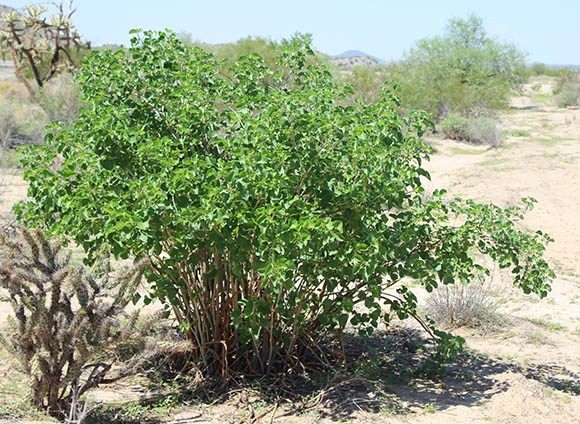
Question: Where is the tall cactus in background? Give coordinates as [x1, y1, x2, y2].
[0, 227, 146, 417]
[0, 1, 87, 108]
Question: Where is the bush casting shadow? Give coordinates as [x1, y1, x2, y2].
[81, 326, 580, 423]
[84, 327, 576, 423]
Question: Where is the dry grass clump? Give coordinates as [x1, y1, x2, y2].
[37, 73, 81, 125]
[0, 74, 81, 148]
[425, 279, 504, 330]
[0, 97, 45, 147]
[440, 113, 503, 147]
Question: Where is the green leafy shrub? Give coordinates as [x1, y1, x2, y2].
[439, 113, 468, 140]
[16, 31, 555, 379]
[527, 63, 560, 77]
[554, 69, 580, 107]
[556, 86, 580, 107]
[0, 227, 146, 417]
[393, 15, 527, 119]
[440, 113, 503, 146]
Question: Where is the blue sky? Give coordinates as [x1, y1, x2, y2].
[3, 0, 579, 64]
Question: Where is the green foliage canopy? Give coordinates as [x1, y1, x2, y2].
[16, 31, 554, 376]
[394, 14, 528, 118]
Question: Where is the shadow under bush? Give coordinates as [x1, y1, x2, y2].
[97, 326, 580, 424]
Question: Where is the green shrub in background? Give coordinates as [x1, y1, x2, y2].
[440, 113, 503, 146]
[439, 113, 468, 140]
[527, 63, 561, 78]
[554, 70, 580, 107]
[393, 14, 527, 119]
[341, 65, 392, 105]
[178, 33, 283, 68]
[16, 31, 554, 379]
[557, 89, 579, 108]
[178, 32, 336, 77]
[529, 63, 548, 76]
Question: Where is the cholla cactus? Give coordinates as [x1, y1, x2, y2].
[0, 227, 147, 417]
[0, 1, 88, 104]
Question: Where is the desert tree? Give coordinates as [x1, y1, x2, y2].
[394, 14, 528, 119]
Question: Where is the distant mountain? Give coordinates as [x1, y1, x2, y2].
[333, 50, 385, 65]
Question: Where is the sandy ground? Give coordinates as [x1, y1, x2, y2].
[0, 76, 579, 423]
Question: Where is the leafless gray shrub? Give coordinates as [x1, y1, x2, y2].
[426, 278, 504, 329]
